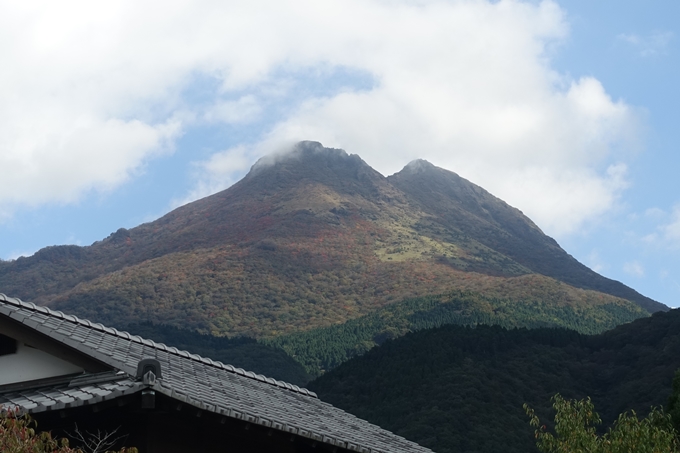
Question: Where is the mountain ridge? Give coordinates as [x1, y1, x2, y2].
[387, 160, 661, 311]
[0, 141, 666, 337]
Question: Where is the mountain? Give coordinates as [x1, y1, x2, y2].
[264, 289, 646, 378]
[0, 141, 665, 338]
[309, 308, 680, 453]
[388, 160, 657, 309]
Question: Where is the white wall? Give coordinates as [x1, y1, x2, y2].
[0, 342, 83, 385]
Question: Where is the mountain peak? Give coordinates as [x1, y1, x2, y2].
[248, 141, 352, 175]
[401, 159, 437, 174]
[241, 142, 387, 198]
[0, 142, 665, 339]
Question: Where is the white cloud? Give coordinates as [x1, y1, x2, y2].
[658, 206, 680, 246]
[663, 208, 680, 239]
[170, 144, 257, 208]
[644, 207, 666, 218]
[4, 249, 39, 261]
[216, 8, 639, 236]
[642, 205, 680, 249]
[1, 0, 642, 238]
[586, 250, 606, 273]
[0, 115, 180, 208]
[203, 96, 262, 124]
[623, 261, 645, 278]
[618, 31, 674, 57]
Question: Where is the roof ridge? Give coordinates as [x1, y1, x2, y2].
[0, 293, 317, 398]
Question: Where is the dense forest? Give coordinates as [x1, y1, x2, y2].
[265, 289, 645, 376]
[309, 309, 680, 453]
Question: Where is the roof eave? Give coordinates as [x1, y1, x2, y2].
[0, 314, 113, 374]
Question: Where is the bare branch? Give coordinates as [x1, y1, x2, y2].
[68, 424, 127, 453]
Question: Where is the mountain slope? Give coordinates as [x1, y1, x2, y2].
[0, 141, 665, 337]
[265, 286, 646, 377]
[309, 309, 680, 453]
[388, 159, 662, 312]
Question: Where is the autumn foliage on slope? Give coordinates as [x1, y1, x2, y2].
[0, 142, 664, 338]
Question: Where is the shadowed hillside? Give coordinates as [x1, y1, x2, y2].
[266, 286, 645, 377]
[310, 309, 680, 453]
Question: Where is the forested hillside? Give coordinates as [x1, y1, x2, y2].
[265, 287, 645, 376]
[309, 308, 680, 453]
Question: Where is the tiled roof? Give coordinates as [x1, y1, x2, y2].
[1, 372, 142, 412]
[0, 294, 432, 453]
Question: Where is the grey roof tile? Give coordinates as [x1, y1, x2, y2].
[0, 293, 431, 452]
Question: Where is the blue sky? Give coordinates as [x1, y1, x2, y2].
[0, 0, 678, 307]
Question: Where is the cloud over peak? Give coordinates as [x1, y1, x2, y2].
[1, 0, 642, 238]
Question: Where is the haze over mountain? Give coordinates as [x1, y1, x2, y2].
[0, 142, 665, 337]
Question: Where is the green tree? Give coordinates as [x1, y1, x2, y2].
[669, 369, 680, 434]
[525, 395, 679, 453]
